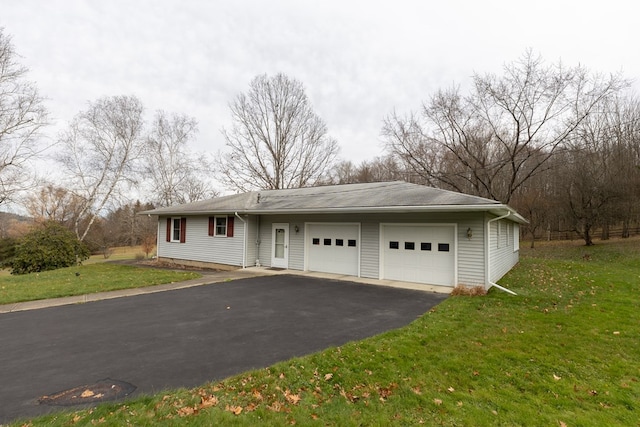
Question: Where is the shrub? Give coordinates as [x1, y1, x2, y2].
[0, 237, 18, 268]
[450, 285, 487, 296]
[9, 222, 90, 275]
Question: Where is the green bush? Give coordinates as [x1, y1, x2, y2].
[9, 222, 90, 275]
[0, 236, 18, 268]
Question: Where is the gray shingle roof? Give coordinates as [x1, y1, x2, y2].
[142, 181, 526, 223]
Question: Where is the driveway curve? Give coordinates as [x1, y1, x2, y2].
[0, 274, 447, 423]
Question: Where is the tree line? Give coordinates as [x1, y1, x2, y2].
[1, 27, 638, 250]
[334, 52, 640, 246]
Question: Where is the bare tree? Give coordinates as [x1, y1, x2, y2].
[558, 94, 640, 245]
[329, 155, 407, 184]
[383, 51, 627, 204]
[0, 28, 49, 204]
[56, 95, 145, 241]
[23, 184, 86, 229]
[220, 73, 339, 191]
[144, 110, 217, 206]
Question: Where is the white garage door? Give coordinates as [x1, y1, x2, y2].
[382, 225, 456, 286]
[307, 223, 359, 276]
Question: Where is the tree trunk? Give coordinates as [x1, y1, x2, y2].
[584, 223, 594, 246]
[622, 219, 630, 238]
[601, 222, 610, 240]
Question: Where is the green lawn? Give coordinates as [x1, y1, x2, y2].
[0, 263, 200, 305]
[12, 238, 640, 426]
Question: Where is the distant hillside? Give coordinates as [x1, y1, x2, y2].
[0, 212, 34, 238]
[0, 212, 31, 223]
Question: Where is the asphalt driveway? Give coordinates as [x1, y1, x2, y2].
[0, 274, 447, 423]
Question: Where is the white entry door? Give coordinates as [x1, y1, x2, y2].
[271, 223, 289, 269]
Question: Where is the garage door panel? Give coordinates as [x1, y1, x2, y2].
[307, 224, 359, 276]
[382, 225, 455, 286]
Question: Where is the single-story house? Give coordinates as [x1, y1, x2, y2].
[142, 181, 527, 292]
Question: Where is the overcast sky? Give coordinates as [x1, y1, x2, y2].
[3, 0, 639, 166]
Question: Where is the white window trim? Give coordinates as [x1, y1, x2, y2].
[214, 216, 228, 237]
[171, 217, 182, 242]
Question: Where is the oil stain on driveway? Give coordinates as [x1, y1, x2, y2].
[0, 275, 447, 423]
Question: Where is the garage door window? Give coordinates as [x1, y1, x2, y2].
[324, 238, 332, 246]
[438, 243, 450, 252]
[348, 239, 356, 247]
[421, 242, 432, 251]
[336, 239, 344, 246]
[405, 242, 415, 250]
[389, 241, 399, 249]
[312, 238, 320, 245]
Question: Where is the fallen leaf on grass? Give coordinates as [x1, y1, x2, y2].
[225, 404, 243, 415]
[433, 398, 443, 406]
[553, 374, 561, 381]
[200, 395, 219, 408]
[267, 401, 283, 412]
[324, 373, 333, 381]
[284, 389, 301, 405]
[177, 406, 195, 417]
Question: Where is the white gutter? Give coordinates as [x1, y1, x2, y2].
[144, 204, 528, 224]
[486, 212, 517, 295]
[234, 212, 247, 269]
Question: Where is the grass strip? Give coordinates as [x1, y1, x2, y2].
[0, 263, 201, 305]
[13, 238, 640, 426]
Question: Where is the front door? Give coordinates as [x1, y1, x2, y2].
[271, 223, 289, 269]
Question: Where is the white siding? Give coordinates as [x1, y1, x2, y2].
[157, 216, 245, 266]
[360, 221, 379, 279]
[245, 215, 258, 267]
[258, 212, 486, 286]
[457, 216, 485, 286]
[257, 215, 305, 269]
[489, 219, 520, 282]
[156, 211, 505, 287]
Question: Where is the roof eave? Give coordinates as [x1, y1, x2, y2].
[143, 204, 527, 223]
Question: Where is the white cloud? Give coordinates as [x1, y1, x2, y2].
[2, 0, 639, 176]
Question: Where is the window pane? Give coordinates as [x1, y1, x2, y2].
[172, 218, 181, 241]
[324, 238, 331, 246]
[274, 228, 285, 258]
[312, 238, 320, 245]
[215, 217, 227, 236]
[389, 241, 399, 249]
[348, 239, 357, 247]
[405, 242, 415, 250]
[438, 243, 450, 252]
[336, 239, 344, 246]
[421, 242, 432, 251]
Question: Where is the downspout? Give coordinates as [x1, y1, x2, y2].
[155, 215, 160, 259]
[234, 212, 247, 269]
[486, 212, 517, 295]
